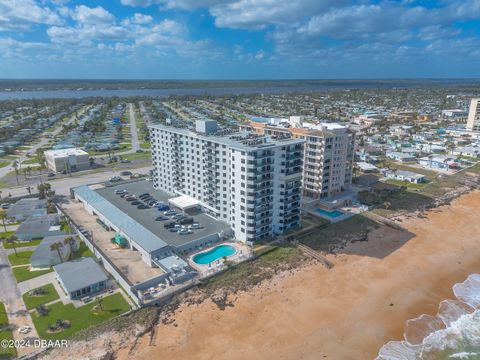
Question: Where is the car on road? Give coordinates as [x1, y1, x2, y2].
[109, 176, 122, 182]
[120, 171, 132, 176]
[136, 149, 144, 153]
[47, 172, 55, 177]
[120, 159, 131, 163]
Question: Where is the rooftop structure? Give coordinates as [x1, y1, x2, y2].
[15, 214, 64, 241]
[30, 235, 77, 268]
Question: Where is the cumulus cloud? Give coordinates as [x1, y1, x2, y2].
[0, 0, 61, 31]
[71, 5, 115, 25]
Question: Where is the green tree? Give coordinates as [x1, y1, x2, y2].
[63, 236, 76, 260]
[0, 209, 7, 232]
[7, 235, 18, 256]
[37, 183, 55, 199]
[50, 242, 64, 263]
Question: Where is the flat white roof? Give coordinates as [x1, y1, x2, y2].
[169, 195, 201, 210]
[44, 148, 88, 157]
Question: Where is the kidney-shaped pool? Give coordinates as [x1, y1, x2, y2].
[193, 244, 236, 265]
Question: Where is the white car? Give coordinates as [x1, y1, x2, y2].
[18, 326, 31, 334]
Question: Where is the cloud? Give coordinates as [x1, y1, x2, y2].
[71, 5, 115, 25]
[0, 0, 61, 32]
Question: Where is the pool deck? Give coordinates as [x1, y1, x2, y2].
[188, 241, 252, 274]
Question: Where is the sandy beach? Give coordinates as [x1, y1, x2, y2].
[113, 190, 480, 360]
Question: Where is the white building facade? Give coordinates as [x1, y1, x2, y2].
[467, 98, 480, 131]
[149, 120, 304, 243]
[44, 148, 90, 173]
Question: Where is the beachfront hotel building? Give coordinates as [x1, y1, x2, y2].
[241, 117, 355, 199]
[149, 120, 304, 243]
[466, 98, 480, 132]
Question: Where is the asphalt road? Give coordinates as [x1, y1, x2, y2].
[0, 246, 20, 307]
[1, 165, 152, 199]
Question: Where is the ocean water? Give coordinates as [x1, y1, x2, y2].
[376, 274, 480, 360]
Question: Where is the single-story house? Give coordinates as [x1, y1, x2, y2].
[386, 151, 416, 162]
[357, 162, 379, 173]
[6, 198, 47, 221]
[452, 146, 480, 158]
[418, 155, 460, 170]
[54, 257, 108, 299]
[15, 214, 64, 241]
[30, 235, 79, 268]
[384, 170, 427, 184]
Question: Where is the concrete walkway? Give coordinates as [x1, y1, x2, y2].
[17, 272, 56, 295]
[0, 246, 39, 356]
[129, 103, 140, 153]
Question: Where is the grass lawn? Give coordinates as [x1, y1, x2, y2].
[0, 303, 16, 359]
[0, 161, 10, 169]
[140, 141, 150, 149]
[298, 215, 379, 251]
[120, 151, 151, 161]
[12, 266, 53, 283]
[0, 231, 14, 240]
[2, 238, 42, 249]
[7, 251, 33, 266]
[31, 293, 131, 340]
[21, 158, 39, 165]
[22, 284, 60, 310]
[371, 190, 434, 217]
[385, 179, 428, 190]
[71, 242, 94, 260]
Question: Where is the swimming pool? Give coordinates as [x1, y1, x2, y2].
[314, 208, 344, 219]
[192, 245, 236, 265]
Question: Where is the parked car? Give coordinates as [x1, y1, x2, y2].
[179, 217, 194, 225]
[1, 203, 10, 209]
[155, 216, 169, 221]
[169, 228, 179, 232]
[164, 210, 176, 216]
[109, 176, 122, 182]
[131, 201, 141, 205]
[190, 223, 200, 229]
[179, 228, 193, 235]
[139, 192, 150, 197]
[137, 204, 149, 209]
[47, 172, 55, 177]
[120, 159, 131, 163]
[120, 193, 129, 198]
[125, 196, 137, 201]
[114, 189, 126, 194]
[164, 221, 176, 229]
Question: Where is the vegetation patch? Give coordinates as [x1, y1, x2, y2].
[2, 238, 42, 249]
[23, 284, 60, 310]
[71, 241, 94, 260]
[7, 250, 33, 266]
[12, 266, 53, 283]
[298, 215, 379, 252]
[31, 293, 131, 340]
[0, 302, 16, 359]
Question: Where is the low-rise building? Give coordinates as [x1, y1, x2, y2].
[44, 148, 90, 173]
[30, 235, 79, 268]
[6, 198, 47, 221]
[384, 170, 426, 184]
[15, 214, 64, 241]
[386, 151, 416, 162]
[54, 257, 108, 299]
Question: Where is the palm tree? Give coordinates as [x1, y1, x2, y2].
[96, 297, 104, 311]
[59, 216, 71, 234]
[63, 236, 76, 260]
[7, 235, 18, 256]
[0, 209, 7, 232]
[12, 160, 19, 185]
[26, 186, 32, 195]
[50, 242, 64, 263]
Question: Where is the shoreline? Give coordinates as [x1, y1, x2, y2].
[43, 189, 480, 360]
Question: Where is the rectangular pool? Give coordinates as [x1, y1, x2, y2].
[314, 208, 344, 219]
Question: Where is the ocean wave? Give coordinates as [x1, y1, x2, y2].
[377, 274, 480, 360]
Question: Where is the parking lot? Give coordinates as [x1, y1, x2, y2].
[95, 180, 231, 249]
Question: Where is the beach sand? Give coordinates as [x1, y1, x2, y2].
[118, 190, 480, 360]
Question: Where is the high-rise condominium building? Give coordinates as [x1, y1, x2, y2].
[241, 117, 355, 199]
[149, 120, 304, 243]
[466, 98, 480, 131]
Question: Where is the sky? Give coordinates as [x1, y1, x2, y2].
[0, 0, 479, 79]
